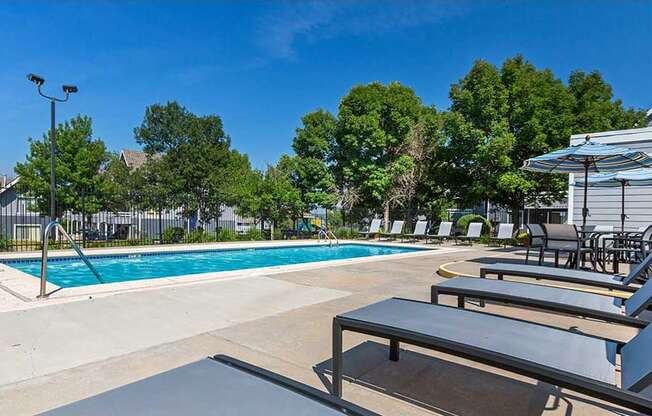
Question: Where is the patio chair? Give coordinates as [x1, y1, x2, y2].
[43, 356, 377, 416]
[489, 223, 513, 247]
[357, 218, 382, 239]
[603, 225, 652, 272]
[542, 223, 591, 269]
[380, 220, 404, 240]
[524, 224, 545, 265]
[432, 274, 652, 328]
[479, 250, 652, 292]
[426, 221, 453, 244]
[401, 220, 428, 242]
[455, 222, 482, 246]
[332, 298, 652, 414]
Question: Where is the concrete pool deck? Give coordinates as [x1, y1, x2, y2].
[0, 242, 642, 415]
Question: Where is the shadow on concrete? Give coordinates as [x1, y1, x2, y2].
[464, 254, 572, 268]
[315, 341, 637, 416]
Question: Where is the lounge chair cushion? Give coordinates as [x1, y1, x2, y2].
[621, 324, 652, 392]
[482, 263, 626, 287]
[41, 359, 357, 415]
[437, 277, 623, 316]
[338, 298, 617, 385]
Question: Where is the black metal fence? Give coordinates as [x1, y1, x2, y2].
[0, 187, 250, 252]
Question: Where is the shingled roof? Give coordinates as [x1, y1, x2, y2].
[120, 149, 161, 170]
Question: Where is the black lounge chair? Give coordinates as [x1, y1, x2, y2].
[42, 355, 377, 416]
[332, 298, 652, 414]
[479, 250, 652, 293]
[432, 276, 652, 328]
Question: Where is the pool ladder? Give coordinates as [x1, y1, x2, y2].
[318, 228, 339, 246]
[39, 220, 104, 298]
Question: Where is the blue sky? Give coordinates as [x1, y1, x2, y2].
[1, 0, 650, 176]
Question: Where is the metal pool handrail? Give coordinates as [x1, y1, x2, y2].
[39, 220, 104, 298]
[318, 228, 339, 246]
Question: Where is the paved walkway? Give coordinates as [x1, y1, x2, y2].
[0, 244, 643, 415]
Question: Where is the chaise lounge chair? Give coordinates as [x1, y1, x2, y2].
[479, 250, 652, 293]
[401, 220, 428, 242]
[332, 298, 652, 414]
[455, 222, 482, 246]
[381, 220, 404, 240]
[489, 223, 514, 247]
[426, 221, 453, 244]
[42, 355, 377, 415]
[357, 218, 382, 239]
[432, 274, 652, 328]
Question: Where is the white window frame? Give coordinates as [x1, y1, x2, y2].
[13, 224, 42, 241]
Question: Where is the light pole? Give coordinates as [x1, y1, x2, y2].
[26, 73, 78, 219]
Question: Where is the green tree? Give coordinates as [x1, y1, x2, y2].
[15, 115, 109, 216]
[333, 82, 424, 229]
[568, 70, 647, 132]
[443, 56, 576, 224]
[134, 101, 237, 227]
[292, 110, 338, 210]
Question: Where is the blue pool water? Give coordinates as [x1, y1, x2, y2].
[2, 244, 423, 288]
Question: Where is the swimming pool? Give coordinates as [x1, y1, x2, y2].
[2, 243, 425, 288]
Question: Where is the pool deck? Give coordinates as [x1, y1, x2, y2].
[0, 241, 642, 415]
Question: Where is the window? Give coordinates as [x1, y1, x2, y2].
[14, 224, 41, 241]
[17, 196, 36, 213]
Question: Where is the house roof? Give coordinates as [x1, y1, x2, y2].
[570, 126, 652, 145]
[120, 149, 148, 170]
[0, 176, 19, 195]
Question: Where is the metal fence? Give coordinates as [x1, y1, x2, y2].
[0, 187, 253, 252]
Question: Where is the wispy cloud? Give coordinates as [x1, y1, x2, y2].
[256, 0, 466, 60]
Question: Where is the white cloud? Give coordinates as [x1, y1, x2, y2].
[256, 0, 466, 60]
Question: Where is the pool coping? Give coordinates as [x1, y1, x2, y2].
[0, 240, 467, 308]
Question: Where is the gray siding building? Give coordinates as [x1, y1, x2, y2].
[568, 126, 652, 231]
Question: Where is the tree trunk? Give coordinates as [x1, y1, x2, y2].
[383, 202, 390, 232]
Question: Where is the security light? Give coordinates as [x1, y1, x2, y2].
[27, 73, 45, 86]
[62, 85, 78, 94]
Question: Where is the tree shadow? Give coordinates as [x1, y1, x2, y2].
[315, 341, 638, 416]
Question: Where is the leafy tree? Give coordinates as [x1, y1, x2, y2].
[134, 101, 237, 227]
[15, 115, 109, 217]
[443, 56, 575, 224]
[333, 82, 424, 229]
[568, 70, 647, 132]
[292, 110, 338, 210]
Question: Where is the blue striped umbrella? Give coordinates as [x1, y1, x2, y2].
[523, 135, 652, 230]
[573, 168, 652, 231]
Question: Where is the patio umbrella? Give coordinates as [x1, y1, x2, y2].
[573, 168, 652, 232]
[522, 135, 652, 231]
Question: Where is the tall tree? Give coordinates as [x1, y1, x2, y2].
[134, 101, 236, 227]
[15, 115, 109, 216]
[568, 70, 647, 132]
[334, 82, 424, 229]
[292, 110, 338, 210]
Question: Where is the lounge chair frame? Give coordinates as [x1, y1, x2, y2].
[332, 298, 652, 414]
[431, 278, 648, 328]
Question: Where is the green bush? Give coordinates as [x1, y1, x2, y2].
[515, 231, 529, 246]
[217, 228, 238, 242]
[161, 227, 185, 244]
[241, 228, 264, 241]
[0, 234, 8, 251]
[272, 228, 283, 241]
[333, 227, 356, 239]
[456, 214, 491, 236]
[187, 228, 215, 244]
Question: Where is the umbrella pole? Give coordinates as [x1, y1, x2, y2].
[581, 162, 589, 231]
[621, 181, 626, 233]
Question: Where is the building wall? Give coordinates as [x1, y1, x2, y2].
[568, 127, 652, 231]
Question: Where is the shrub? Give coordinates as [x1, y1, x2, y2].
[272, 228, 283, 241]
[515, 231, 529, 246]
[187, 228, 215, 244]
[0, 234, 8, 251]
[333, 227, 356, 239]
[456, 214, 491, 236]
[161, 227, 185, 244]
[217, 228, 238, 242]
[241, 228, 264, 241]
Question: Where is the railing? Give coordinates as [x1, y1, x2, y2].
[39, 220, 104, 298]
[318, 228, 339, 246]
